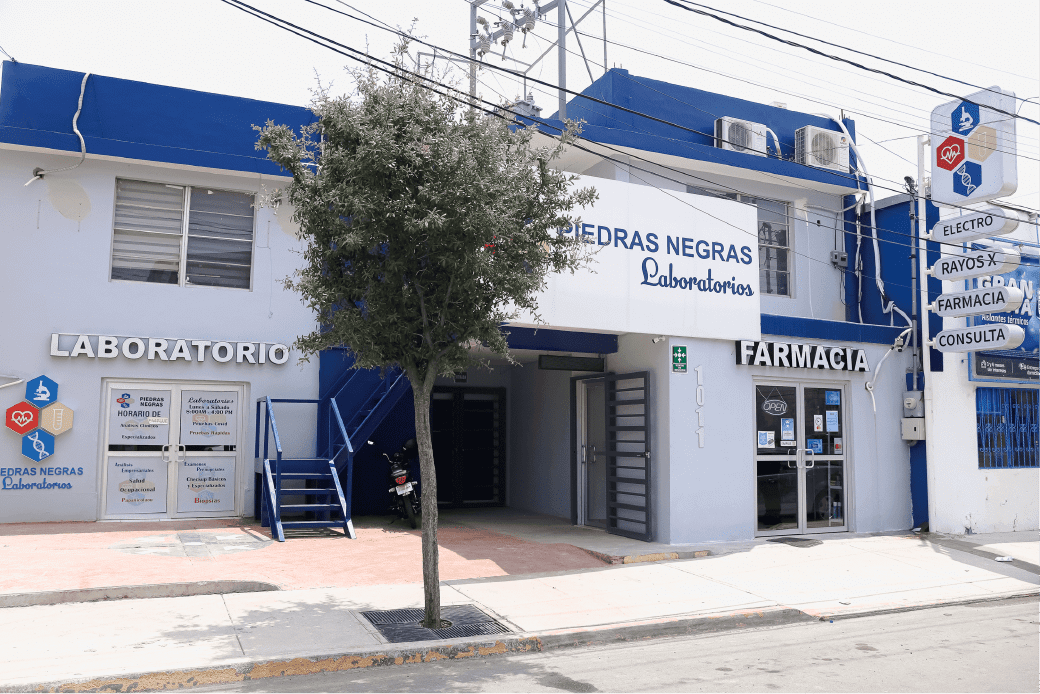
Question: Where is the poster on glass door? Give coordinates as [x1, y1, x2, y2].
[108, 389, 171, 445]
[179, 391, 238, 446]
[177, 457, 235, 512]
[106, 456, 168, 514]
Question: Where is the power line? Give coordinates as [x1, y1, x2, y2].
[743, 0, 1040, 83]
[559, 0, 1040, 152]
[294, 0, 1040, 218]
[663, 0, 1040, 126]
[220, 0, 1020, 287]
[674, 0, 1031, 105]
[518, 1, 1039, 159]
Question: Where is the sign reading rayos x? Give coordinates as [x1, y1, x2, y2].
[736, 341, 870, 372]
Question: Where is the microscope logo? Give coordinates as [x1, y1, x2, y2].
[5, 375, 75, 463]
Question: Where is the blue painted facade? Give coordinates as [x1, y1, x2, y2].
[0, 61, 315, 175]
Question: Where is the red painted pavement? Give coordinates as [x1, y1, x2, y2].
[0, 517, 606, 594]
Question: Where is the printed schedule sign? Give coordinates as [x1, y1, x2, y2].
[108, 389, 171, 445]
[180, 391, 238, 445]
[177, 457, 235, 512]
[106, 457, 167, 514]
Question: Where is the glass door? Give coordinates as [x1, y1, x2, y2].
[576, 379, 607, 528]
[102, 382, 242, 519]
[754, 382, 847, 535]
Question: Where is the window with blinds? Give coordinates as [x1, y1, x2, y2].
[111, 179, 255, 290]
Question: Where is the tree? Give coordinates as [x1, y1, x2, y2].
[257, 45, 596, 628]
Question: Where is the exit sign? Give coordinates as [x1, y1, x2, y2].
[672, 345, 687, 373]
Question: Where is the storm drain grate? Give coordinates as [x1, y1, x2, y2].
[361, 604, 510, 644]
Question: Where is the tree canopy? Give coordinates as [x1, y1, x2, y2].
[257, 45, 596, 626]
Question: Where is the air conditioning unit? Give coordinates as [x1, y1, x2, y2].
[796, 125, 850, 172]
[715, 117, 768, 157]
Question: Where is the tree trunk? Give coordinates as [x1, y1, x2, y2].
[411, 371, 442, 629]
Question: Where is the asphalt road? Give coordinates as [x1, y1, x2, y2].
[199, 597, 1039, 693]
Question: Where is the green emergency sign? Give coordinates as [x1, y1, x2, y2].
[672, 345, 687, 373]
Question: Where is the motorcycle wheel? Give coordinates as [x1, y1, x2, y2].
[404, 494, 418, 529]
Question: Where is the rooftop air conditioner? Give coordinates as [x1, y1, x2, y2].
[715, 117, 768, 157]
[796, 125, 850, 172]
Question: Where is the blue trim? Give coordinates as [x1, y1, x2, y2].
[526, 69, 860, 192]
[761, 314, 905, 345]
[504, 326, 619, 354]
[0, 61, 315, 176]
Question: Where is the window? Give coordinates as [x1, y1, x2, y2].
[976, 387, 1039, 468]
[111, 179, 255, 289]
[686, 186, 791, 296]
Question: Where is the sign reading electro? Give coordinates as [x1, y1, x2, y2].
[930, 88, 1017, 205]
[50, 334, 290, 364]
[927, 207, 1021, 244]
[735, 340, 870, 372]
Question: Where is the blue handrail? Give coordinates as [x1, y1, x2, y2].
[330, 399, 353, 456]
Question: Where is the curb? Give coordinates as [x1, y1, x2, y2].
[6, 594, 1037, 692]
[1, 608, 812, 693]
[578, 547, 712, 565]
[0, 581, 279, 609]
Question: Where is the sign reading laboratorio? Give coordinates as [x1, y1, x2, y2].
[50, 334, 290, 365]
[180, 391, 238, 445]
[735, 340, 870, 372]
[507, 176, 761, 341]
[177, 457, 234, 513]
[930, 87, 1017, 205]
[108, 389, 171, 445]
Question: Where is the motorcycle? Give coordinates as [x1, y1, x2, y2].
[385, 438, 421, 529]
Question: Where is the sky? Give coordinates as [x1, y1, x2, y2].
[2, 0, 1037, 227]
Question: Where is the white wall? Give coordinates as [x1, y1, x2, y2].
[666, 336, 912, 544]
[927, 354, 1039, 535]
[0, 149, 319, 522]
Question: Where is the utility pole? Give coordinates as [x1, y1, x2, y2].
[557, 0, 567, 119]
[916, 134, 936, 528]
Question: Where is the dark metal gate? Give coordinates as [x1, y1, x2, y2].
[604, 371, 652, 541]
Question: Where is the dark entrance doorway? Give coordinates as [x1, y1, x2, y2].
[430, 387, 506, 507]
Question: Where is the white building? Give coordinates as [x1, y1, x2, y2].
[2, 61, 928, 543]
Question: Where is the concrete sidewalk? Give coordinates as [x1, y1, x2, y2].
[0, 527, 1036, 691]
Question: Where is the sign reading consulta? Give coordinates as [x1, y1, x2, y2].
[50, 334, 290, 364]
[735, 340, 870, 372]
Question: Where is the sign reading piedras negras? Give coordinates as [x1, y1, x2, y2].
[930, 285, 1025, 319]
[929, 246, 1021, 282]
[931, 324, 1025, 353]
[927, 207, 1021, 244]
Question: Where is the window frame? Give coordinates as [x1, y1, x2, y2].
[685, 185, 793, 298]
[975, 386, 1039, 469]
[108, 177, 258, 292]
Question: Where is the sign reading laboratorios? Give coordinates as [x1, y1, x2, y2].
[180, 391, 238, 445]
[508, 176, 761, 341]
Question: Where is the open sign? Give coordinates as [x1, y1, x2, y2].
[761, 399, 788, 415]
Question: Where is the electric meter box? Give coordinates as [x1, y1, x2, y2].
[901, 418, 926, 441]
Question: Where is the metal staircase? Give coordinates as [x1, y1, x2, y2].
[256, 367, 411, 541]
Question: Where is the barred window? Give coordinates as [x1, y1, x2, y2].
[976, 387, 1039, 469]
[111, 179, 255, 290]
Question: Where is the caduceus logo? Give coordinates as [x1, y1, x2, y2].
[117, 393, 134, 408]
[940, 142, 961, 165]
[28, 431, 49, 460]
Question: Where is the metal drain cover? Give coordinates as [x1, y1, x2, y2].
[361, 604, 509, 644]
